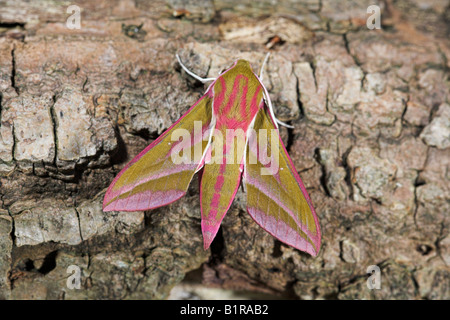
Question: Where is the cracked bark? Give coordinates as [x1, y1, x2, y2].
[0, 0, 449, 300]
[10, 46, 17, 95]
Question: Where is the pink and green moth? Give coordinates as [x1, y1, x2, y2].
[103, 53, 322, 256]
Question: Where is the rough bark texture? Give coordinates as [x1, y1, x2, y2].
[0, 0, 449, 300]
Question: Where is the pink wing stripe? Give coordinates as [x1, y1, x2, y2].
[103, 189, 185, 212]
[200, 162, 244, 249]
[248, 207, 317, 256]
[245, 174, 320, 246]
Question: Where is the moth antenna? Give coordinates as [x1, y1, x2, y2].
[259, 52, 271, 82]
[258, 53, 293, 129]
[176, 54, 216, 83]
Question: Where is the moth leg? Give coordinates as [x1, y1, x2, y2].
[176, 54, 216, 83]
[257, 53, 293, 129]
[261, 89, 294, 129]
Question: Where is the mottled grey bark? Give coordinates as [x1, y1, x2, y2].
[0, 0, 448, 299]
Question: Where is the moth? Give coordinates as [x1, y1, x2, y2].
[103, 54, 321, 256]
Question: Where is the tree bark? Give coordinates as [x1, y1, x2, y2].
[0, 0, 448, 299]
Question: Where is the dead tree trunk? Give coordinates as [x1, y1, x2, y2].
[0, 0, 448, 299]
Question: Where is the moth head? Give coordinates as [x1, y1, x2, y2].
[218, 59, 254, 77]
[235, 59, 252, 70]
